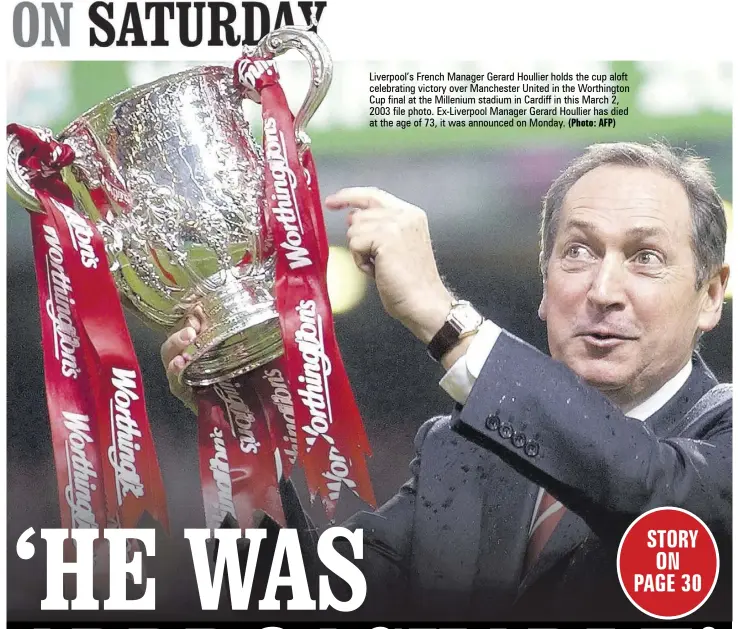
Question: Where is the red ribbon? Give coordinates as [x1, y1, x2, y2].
[9, 123, 169, 535]
[232, 55, 376, 519]
[196, 376, 285, 528]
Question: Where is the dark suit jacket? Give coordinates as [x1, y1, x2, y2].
[343, 331, 732, 621]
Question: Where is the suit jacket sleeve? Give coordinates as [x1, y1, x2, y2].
[451, 330, 732, 541]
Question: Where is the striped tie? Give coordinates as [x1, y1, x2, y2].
[524, 491, 565, 573]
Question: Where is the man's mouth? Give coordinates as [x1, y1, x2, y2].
[578, 330, 637, 347]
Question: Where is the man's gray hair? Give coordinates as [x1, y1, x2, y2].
[539, 141, 727, 288]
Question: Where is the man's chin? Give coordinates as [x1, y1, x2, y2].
[566, 353, 632, 393]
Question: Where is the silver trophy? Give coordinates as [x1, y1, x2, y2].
[7, 28, 332, 387]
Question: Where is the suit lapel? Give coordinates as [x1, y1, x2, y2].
[410, 417, 488, 594]
[517, 508, 590, 593]
[472, 463, 538, 607]
[646, 352, 717, 437]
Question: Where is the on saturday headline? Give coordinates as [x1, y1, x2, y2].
[10, 1, 327, 48]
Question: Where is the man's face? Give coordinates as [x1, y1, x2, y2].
[539, 164, 725, 408]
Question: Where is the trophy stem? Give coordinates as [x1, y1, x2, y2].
[180, 273, 283, 387]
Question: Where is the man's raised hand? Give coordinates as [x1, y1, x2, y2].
[325, 187, 453, 344]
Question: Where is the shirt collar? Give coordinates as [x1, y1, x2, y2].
[625, 360, 693, 421]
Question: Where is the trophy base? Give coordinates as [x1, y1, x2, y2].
[179, 273, 284, 387]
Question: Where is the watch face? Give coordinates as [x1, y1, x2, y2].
[428, 302, 483, 362]
[451, 304, 483, 332]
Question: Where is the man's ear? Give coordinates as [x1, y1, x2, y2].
[538, 286, 548, 322]
[538, 252, 548, 322]
[698, 264, 730, 333]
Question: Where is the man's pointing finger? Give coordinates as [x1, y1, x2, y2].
[325, 187, 396, 210]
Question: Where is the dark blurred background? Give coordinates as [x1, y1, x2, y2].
[6, 60, 732, 617]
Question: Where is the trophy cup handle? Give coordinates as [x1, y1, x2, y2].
[7, 130, 44, 212]
[250, 26, 333, 157]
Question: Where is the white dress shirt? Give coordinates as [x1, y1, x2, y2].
[438, 320, 693, 534]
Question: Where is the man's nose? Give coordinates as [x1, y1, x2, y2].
[586, 254, 627, 310]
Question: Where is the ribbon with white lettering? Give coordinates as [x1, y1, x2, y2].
[196, 376, 285, 528]
[233, 55, 376, 518]
[9, 123, 169, 534]
[249, 363, 300, 481]
[30, 206, 109, 534]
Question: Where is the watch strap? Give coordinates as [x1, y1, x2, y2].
[427, 320, 462, 362]
[427, 301, 483, 362]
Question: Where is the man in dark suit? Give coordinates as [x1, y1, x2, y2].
[163, 142, 731, 620]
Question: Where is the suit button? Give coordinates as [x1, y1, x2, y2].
[511, 431, 526, 448]
[499, 422, 513, 439]
[524, 440, 540, 457]
[485, 413, 500, 431]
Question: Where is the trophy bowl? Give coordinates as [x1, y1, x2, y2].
[7, 29, 333, 388]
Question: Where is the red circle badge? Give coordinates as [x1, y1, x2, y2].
[617, 507, 719, 619]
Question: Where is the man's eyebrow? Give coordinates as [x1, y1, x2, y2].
[562, 220, 668, 239]
[624, 225, 668, 239]
[562, 219, 597, 233]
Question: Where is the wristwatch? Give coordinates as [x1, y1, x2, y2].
[427, 300, 484, 362]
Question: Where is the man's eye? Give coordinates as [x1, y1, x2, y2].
[634, 251, 662, 265]
[565, 244, 590, 259]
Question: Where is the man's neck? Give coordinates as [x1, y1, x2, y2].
[612, 360, 694, 420]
